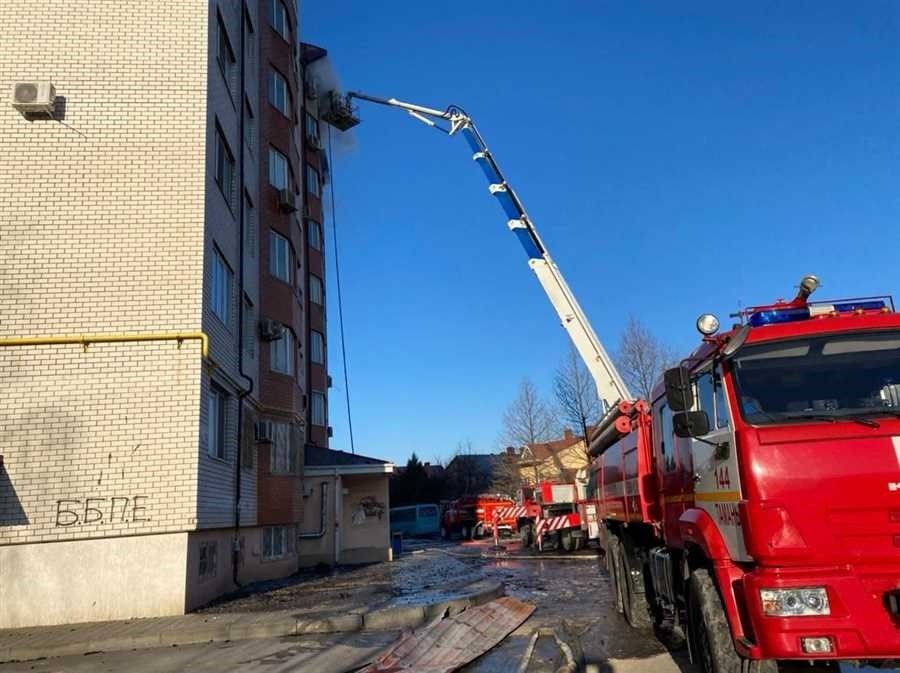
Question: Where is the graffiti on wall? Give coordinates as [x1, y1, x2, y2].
[55, 496, 150, 527]
[350, 495, 386, 525]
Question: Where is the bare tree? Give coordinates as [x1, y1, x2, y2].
[554, 344, 602, 461]
[502, 378, 558, 485]
[616, 315, 678, 400]
[489, 448, 522, 498]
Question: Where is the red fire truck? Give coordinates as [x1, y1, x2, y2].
[334, 91, 900, 669]
[494, 481, 585, 552]
[590, 279, 900, 670]
[440, 495, 515, 540]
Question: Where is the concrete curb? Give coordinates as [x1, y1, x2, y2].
[0, 580, 505, 663]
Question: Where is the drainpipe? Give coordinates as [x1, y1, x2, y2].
[334, 472, 342, 564]
[299, 481, 328, 538]
[233, 3, 254, 588]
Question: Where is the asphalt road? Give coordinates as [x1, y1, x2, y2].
[0, 539, 692, 673]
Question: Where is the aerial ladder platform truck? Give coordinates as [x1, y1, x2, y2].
[323, 91, 900, 671]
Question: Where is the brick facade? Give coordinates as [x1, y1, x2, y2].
[0, 0, 319, 627]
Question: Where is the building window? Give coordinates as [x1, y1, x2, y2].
[243, 297, 255, 359]
[244, 97, 255, 152]
[244, 192, 256, 258]
[217, 13, 235, 92]
[268, 68, 290, 118]
[269, 147, 289, 190]
[269, 231, 292, 283]
[208, 384, 227, 460]
[311, 391, 326, 426]
[309, 274, 324, 305]
[310, 330, 325, 364]
[307, 219, 323, 251]
[211, 248, 233, 326]
[215, 124, 235, 206]
[199, 541, 218, 579]
[305, 164, 320, 198]
[270, 422, 298, 474]
[270, 328, 294, 375]
[270, 0, 290, 41]
[305, 112, 319, 144]
[262, 525, 295, 560]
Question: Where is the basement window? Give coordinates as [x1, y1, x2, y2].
[263, 525, 295, 560]
[199, 541, 218, 579]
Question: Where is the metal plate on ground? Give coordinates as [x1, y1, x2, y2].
[357, 597, 535, 673]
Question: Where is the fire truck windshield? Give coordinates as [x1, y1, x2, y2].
[731, 330, 900, 425]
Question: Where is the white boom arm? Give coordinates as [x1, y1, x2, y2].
[347, 92, 633, 411]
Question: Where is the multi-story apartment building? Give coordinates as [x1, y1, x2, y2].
[0, 1, 390, 629]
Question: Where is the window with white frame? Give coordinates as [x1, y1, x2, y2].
[305, 164, 320, 198]
[211, 248, 233, 325]
[268, 147, 289, 190]
[270, 422, 298, 474]
[262, 525, 295, 560]
[268, 68, 290, 117]
[309, 274, 323, 305]
[305, 112, 319, 143]
[311, 391, 326, 426]
[270, 328, 294, 375]
[307, 219, 322, 251]
[310, 330, 325, 364]
[207, 384, 227, 460]
[215, 124, 235, 205]
[199, 541, 218, 579]
[269, 231, 292, 283]
[270, 0, 290, 41]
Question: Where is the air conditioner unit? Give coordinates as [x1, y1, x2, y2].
[327, 426, 334, 438]
[258, 318, 285, 341]
[326, 375, 333, 388]
[254, 420, 275, 443]
[277, 188, 297, 213]
[11, 81, 55, 114]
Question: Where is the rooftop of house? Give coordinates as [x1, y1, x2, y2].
[304, 446, 390, 468]
[521, 427, 595, 463]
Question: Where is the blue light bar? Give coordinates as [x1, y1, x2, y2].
[832, 300, 885, 312]
[748, 307, 810, 327]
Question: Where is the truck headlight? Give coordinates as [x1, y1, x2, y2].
[760, 588, 830, 617]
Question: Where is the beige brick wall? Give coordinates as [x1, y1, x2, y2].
[0, 0, 210, 547]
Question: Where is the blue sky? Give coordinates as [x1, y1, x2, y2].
[301, 2, 899, 466]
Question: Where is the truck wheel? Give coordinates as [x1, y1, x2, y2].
[606, 535, 624, 614]
[561, 530, 576, 552]
[617, 542, 651, 629]
[519, 523, 533, 548]
[688, 569, 775, 673]
[474, 523, 484, 539]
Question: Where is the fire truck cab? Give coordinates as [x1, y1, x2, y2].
[595, 282, 900, 670]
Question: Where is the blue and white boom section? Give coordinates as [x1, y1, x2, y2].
[345, 91, 633, 412]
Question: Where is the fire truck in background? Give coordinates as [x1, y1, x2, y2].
[440, 494, 514, 540]
[495, 481, 585, 552]
[329, 90, 900, 669]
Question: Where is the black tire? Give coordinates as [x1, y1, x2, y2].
[688, 569, 776, 673]
[519, 523, 533, 548]
[561, 530, 576, 552]
[617, 542, 652, 629]
[606, 535, 624, 614]
[474, 523, 484, 539]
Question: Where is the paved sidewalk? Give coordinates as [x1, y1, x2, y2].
[0, 550, 504, 663]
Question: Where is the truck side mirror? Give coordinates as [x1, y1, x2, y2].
[664, 366, 694, 412]
[673, 411, 710, 438]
